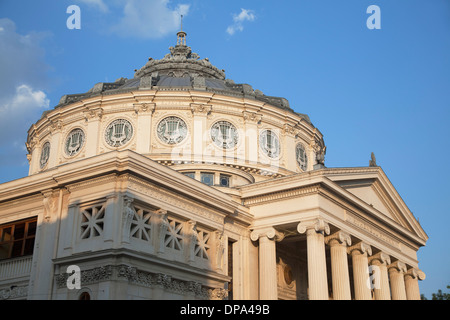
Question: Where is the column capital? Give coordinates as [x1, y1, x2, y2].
[297, 218, 330, 235]
[348, 241, 372, 256]
[369, 252, 391, 266]
[388, 261, 407, 273]
[250, 227, 284, 242]
[325, 231, 351, 247]
[404, 268, 418, 280]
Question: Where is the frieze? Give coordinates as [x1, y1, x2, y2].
[55, 265, 228, 300]
[346, 214, 398, 247]
[0, 285, 28, 300]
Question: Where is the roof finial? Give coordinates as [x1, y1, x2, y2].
[177, 14, 187, 46]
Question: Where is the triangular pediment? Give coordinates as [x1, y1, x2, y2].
[324, 167, 427, 241]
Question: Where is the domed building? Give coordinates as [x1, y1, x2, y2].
[0, 30, 427, 300]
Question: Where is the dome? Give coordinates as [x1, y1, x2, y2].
[26, 30, 326, 190]
[54, 33, 310, 121]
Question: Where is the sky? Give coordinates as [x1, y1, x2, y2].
[0, 0, 449, 299]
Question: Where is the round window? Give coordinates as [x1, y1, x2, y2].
[105, 119, 134, 147]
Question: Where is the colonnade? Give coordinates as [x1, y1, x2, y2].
[250, 218, 424, 300]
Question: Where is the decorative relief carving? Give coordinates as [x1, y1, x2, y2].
[190, 103, 212, 116]
[242, 111, 262, 124]
[55, 265, 228, 300]
[122, 196, 136, 243]
[42, 190, 59, 223]
[346, 214, 398, 247]
[0, 285, 29, 300]
[83, 107, 104, 122]
[133, 103, 156, 115]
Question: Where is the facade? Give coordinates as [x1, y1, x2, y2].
[0, 30, 427, 300]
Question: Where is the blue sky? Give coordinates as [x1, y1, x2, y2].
[0, 0, 449, 299]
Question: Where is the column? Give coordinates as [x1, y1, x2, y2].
[369, 252, 391, 300]
[250, 227, 284, 300]
[404, 268, 421, 300]
[325, 231, 352, 300]
[297, 219, 330, 300]
[348, 242, 373, 300]
[388, 261, 407, 300]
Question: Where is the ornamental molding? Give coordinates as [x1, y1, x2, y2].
[65, 173, 119, 193]
[83, 107, 104, 122]
[126, 175, 225, 226]
[190, 103, 212, 116]
[133, 102, 156, 115]
[0, 285, 29, 300]
[325, 231, 352, 247]
[250, 226, 285, 242]
[348, 241, 373, 256]
[242, 111, 263, 124]
[388, 261, 407, 273]
[297, 218, 330, 235]
[369, 252, 391, 266]
[243, 184, 321, 206]
[55, 265, 228, 300]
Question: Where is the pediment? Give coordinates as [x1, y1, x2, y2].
[324, 168, 427, 241]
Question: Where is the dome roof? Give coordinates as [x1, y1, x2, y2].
[51, 31, 311, 123]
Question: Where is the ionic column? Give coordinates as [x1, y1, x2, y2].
[404, 268, 421, 300]
[297, 219, 330, 300]
[388, 261, 407, 300]
[250, 227, 284, 300]
[325, 231, 352, 300]
[369, 252, 391, 300]
[348, 242, 373, 300]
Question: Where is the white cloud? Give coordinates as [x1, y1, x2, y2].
[1, 85, 49, 114]
[77, 0, 109, 13]
[0, 18, 50, 157]
[226, 8, 256, 36]
[111, 0, 190, 39]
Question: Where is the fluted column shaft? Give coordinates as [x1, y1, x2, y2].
[369, 253, 391, 300]
[250, 228, 284, 300]
[306, 229, 328, 300]
[258, 235, 278, 300]
[405, 271, 421, 300]
[389, 262, 407, 300]
[349, 242, 372, 300]
[298, 219, 330, 300]
[326, 232, 351, 300]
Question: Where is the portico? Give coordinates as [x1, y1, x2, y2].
[243, 166, 427, 300]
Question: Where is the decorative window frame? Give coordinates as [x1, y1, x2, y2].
[63, 127, 86, 158]
[209, 119, 240, 151]
[39, 141, 51, 170]
[258, 128, 282, 160]
[155, 115, 190, 146]
[103, 117, 135, 149]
